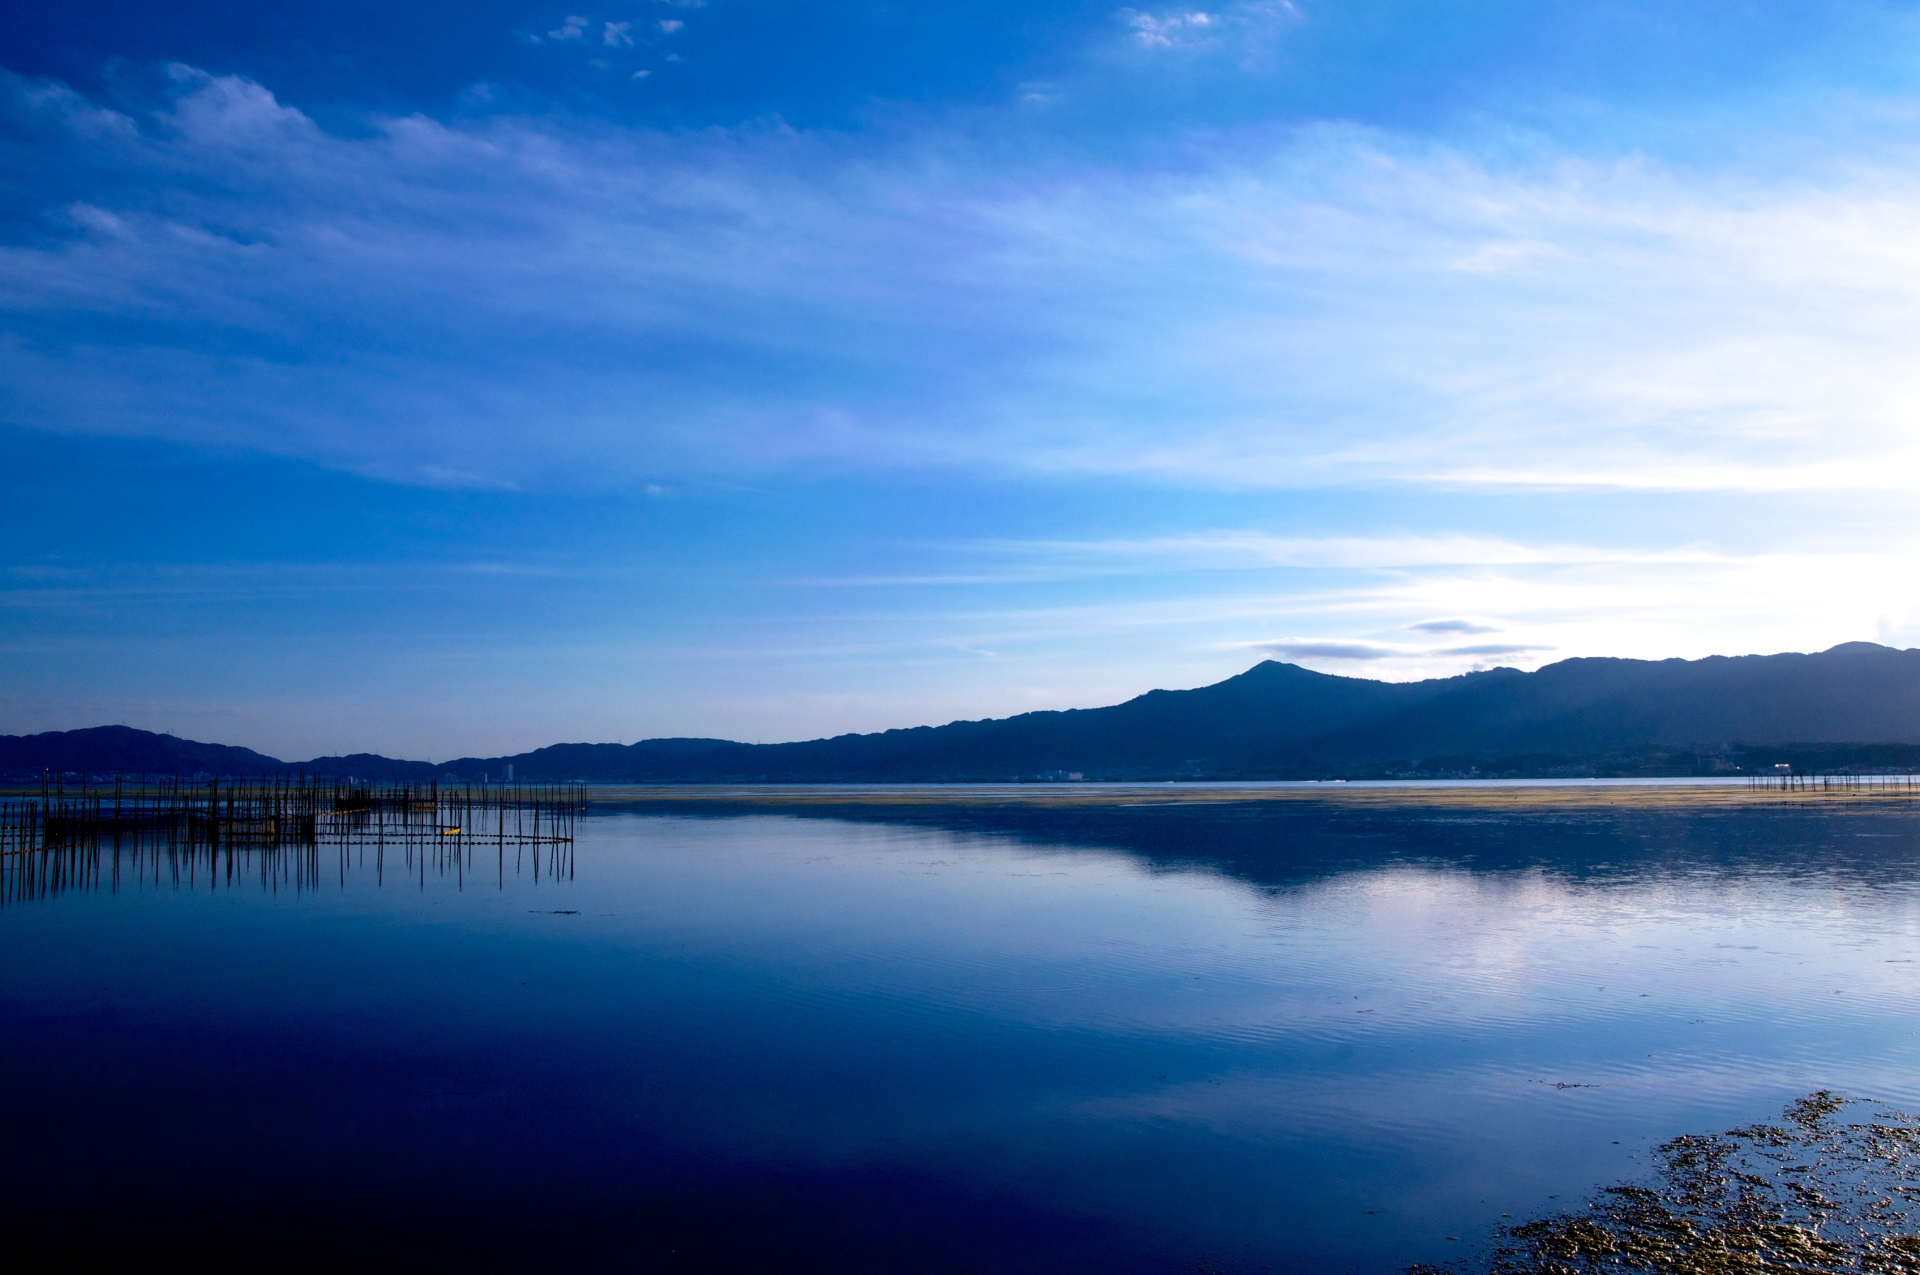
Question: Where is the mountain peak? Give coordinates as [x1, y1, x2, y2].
[8, 644, 1920, 781]
[1823, 641, 1905, 656]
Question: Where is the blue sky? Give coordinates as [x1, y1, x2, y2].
[6, 2, 1920, 759]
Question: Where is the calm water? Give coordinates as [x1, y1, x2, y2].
[6, 798, 1920, 1271]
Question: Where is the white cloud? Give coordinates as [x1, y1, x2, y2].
[65, 203, 129, 237]
[1256, 639, 1398, 660]
[1437, 643, 1550, 656]
[548, 15, 588, 40]
[1126, 10, 1217, 49]
[1118, 2, 1298, 54]
[658, 19, 683, 33]
[1249, 638, 1552, 662]
[848, 527, 1920, 685]
[969, 531, 1731, 572]
[12, 66, 1920, 504]
[603, 20, 635, 46]
[1406, 619, 1500, 635]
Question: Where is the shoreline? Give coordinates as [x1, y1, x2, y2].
[581, 776, 1920, 812]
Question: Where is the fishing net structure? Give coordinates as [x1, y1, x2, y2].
[1413, 1093, 1920, 1274]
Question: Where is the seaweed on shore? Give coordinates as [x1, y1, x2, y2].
[1412, 1092, 1920, 1274]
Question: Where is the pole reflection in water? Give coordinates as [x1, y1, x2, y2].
[0, 776, 580, 903]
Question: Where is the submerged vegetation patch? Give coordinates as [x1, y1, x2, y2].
[1413, 1093, 1920, 1274]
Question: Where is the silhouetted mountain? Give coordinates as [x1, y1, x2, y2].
[439, 738, 737, 780]
[561, 643, 1920, 780]
[287, 752, 442, 782]
[9, 644, 1920, 781]
[1303, 642, 1920, 763]
[0, 725, 283, 780]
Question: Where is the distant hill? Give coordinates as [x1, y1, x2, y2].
[9, 643, 1920, 781]
[0, 725, 285, 780]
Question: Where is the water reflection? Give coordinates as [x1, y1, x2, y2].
[4, 801, 1919, 1273]
[0, 829, 578, 900]
[650, 792, 1920, 890]
[0, 779, 579, 902]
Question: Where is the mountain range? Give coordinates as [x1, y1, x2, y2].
[10, 642, 1920, 782]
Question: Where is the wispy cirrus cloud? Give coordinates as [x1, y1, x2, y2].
[1251, 638, 1551, 662]
[1405, 619, 1500, 635]
[954, 532, 1734, 573]
[1437, 643, 1551, 657]
[1254, 639, 1399, 661]
[11, 58, 1920, 495]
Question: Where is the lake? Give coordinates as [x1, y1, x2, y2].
[5, 788, 1920, 1271]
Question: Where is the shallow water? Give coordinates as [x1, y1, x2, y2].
[6, 801, 1920, 1271]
